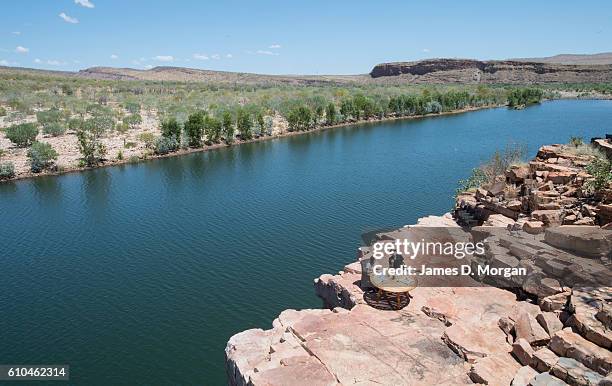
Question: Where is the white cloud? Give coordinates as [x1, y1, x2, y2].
[0, 59, 10, 66]
[59, 12, 79, 24]
[11, 31, 21, 35]
[269, 44, 281, 49]
[422, 48, 430, 53]
[144, 64, 153, 69]
[75, 0, 95, 8]
[193, 53, 209, 60]
[15, 46, 29, 54]
[256, 50, 279, 56]
[34, 58, 41, 63]
[211, 54, 220, 60]
[110, 54, 118, 59]
[226, 54, 233, 58]
[153, 55, 174, 62]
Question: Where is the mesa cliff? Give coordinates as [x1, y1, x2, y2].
[369, 59, 612, 84]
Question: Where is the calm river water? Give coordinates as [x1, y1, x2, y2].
[1, 100, 611, 384]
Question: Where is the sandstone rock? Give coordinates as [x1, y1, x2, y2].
[538, 292, 570, 312]
[551, 356, 605, 386]
[524, 221, 546, 234]
[515, 311, 550, 346]
[513, 338, 536, 365]
[536, 312, 564, 335]
[523, 275, 563, 299]
[545, 226, 612, 258]
[529, 372, 569, 386]
[442, 322, 510, 363]
[549, 329, 612, 375]
[499, 316, 515, 343]
[488, 181, 507, 197]
[568, 287, 612, 350]
[484, 213, 517, 227]
[513, 365, 539, 386]
[508, 165, 531, 184]
[249, 357, 338, 386]
[470, 354, 521, 385]
[547, 171, 575, 185]
[574, 217, 596, 226]
[508, 200, 523, 211]
[531, 347, 559, 372]
[532, 210, 563, 226]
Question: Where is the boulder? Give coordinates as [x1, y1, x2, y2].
[484, 213, 517, 227]
[512, 365, 538, 386]
[536, 312, 564, 335]
[531, 347, 559, 372]
[513, 338, 535, 366]
[523, 275, 563, 299]
[551, 357, 605, 386]
[544, 226, 612, 258]
[539, 292, 570, 312]
[470, 354, 521, 385]
[524, 220, 546, 235]
[532, 210, 563, 226]
[528, 372, 569, 386]
[515, 311, 550, 346]
[549, 329, 612, 375]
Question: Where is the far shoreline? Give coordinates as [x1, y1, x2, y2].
[1, 96, 609, 184]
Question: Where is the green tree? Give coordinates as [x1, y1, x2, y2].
[184, 111, 206, 147]
[585, 157, 612, 192]
[5, 123, 38, 147]
[161, 118, 182, 143]
[204, 115, 222, 143]
[76, 118, 107, 166]
[287, 106, 312, 132]
[27, 141, 58, 172]
[221, 111, 235, 144]
[0, 162, 15, 179]
[256, 112, 265, 136]
[325, 102, 337, 125]
[236, 109, 252, 140]
[153, 136, 178, 155]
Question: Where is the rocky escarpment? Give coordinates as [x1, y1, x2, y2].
[226, 213, 611, 385]
[369, 59, 612, 84]
[225, 142, 611, 386]
[455, 141, 612, 232]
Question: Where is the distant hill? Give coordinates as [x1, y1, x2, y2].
[2, 53, 612, 85]
[513, 52, 612, 65]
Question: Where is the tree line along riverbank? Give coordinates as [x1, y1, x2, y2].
[1, 75, 608, 182]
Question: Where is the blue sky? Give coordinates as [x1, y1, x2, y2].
[1, 0, 611, 74]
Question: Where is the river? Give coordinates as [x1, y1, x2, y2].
[0, 100, 610, 385]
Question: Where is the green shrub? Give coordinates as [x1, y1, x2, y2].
[27, 141, 58, 172]
[124, 113, 142, 129]
[124, 142, 137, 148]
[36, 108, 64, 126]
[585, 157, 612, 192]
[154, 136, 178, 155]
[455, 168, 488, 197]
[43, 122, 66, 137]
[569, 136, 584, 147]
[0, 161, 15, 179]
[5, 123, 38, 147]
[117, 150, 124, 160]
[138, 132, 155, 148]
[0, 106, 6, 117]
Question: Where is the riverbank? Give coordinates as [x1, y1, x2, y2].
[0, 103, 501, 183]
[225, 141, 612, 385]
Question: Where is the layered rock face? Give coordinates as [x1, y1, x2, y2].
[456, 143, 612, 231]
[226, 214, 611, 385]
[226, 143, 612, 385]
[369, 59, 612, 84]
